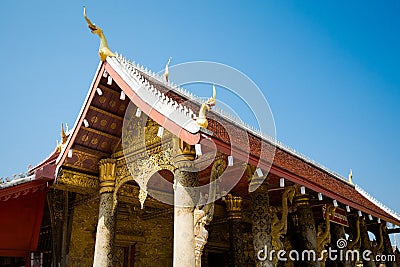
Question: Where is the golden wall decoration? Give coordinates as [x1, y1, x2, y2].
[64, 149, 100, 173]
[115, 115, 175, 210]
[56, 170, 99, 194]
[113, 147, 174, 211]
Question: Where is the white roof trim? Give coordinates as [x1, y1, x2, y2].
[108, 55, 200, 134]
[0, 174, 36, 189]
[356, 184, 400, 223]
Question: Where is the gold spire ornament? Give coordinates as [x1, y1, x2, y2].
[83, 6, 115, 61]
[56, 123, 68, 152]
[349, 169, 353, 184]
[164, 57, 172, 82]
[196, 85, 217, 129]
[61, 123, 68, 144]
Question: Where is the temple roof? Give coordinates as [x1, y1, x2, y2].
[51, 53, 400, 226]
[0, 149, 57, 198]
[0, 151, 56, 257]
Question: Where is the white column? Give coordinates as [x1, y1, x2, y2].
[93, 159, 117, 267]
[173, 168, 198, 267]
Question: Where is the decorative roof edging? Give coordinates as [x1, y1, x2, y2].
[0, 174, 36, 190]
[356, 184, 400, 222]
[108, 55, 200, 134]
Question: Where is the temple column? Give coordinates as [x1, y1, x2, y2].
[329, 223, 351, 267]
[346, 215, 361, 267]
[47, 189, 72, 267]
[294, 190, 320, 267]
[396, 249, 400, 267]
[382, 224, 397, 267]
[93, 159, 117, 267]
[250, 175, 274, 267]
[359, 217, 376, 267]
[173, 139, 198, 267]
[225, 194, 245, 267]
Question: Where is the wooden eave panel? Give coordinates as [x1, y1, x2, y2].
[92, 81, 128, 117]
[85, 109, 110, 134]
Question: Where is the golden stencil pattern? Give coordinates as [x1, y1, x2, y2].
[101, 119, 108, 126]
[81, 134, 89, 142]
[91, 138, 99, 145]
[109, 100, 116, 108]
[91, 116, 98, 124]
[101, 142, 108, 149]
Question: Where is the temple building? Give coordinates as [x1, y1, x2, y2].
[1, 9, 400, 267]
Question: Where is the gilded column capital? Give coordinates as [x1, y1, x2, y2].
[224, 194, 243, 220]
[293, 184, 310, 207]
[172, 137, 196, 170]
[98, 158, 117, 194]
[244, 164, 271, 192]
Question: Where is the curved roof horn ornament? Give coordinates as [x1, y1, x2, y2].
[196, 85, 216, 129]
[349, 169, 353, 184]
[164, 57, 172, 83]
[83, 6, 115, 61]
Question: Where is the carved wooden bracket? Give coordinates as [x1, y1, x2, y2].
[317, 205, 336, 267]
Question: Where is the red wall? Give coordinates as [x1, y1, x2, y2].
[0, 190, 47, 257]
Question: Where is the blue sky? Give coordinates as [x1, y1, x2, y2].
[0, 1, 399, 226]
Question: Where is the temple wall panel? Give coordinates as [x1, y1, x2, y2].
[68, 198, 98, 267]
[133, 213, 173, 267]
[67, 196, 174, 267]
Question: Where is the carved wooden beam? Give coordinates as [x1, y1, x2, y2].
[89, 105, 124, 121]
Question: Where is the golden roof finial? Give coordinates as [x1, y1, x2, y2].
[164, 57, 172, 82]
[349, 169, 353, 184]
[61, 123, 68, 144]
[83, 6, 115, 61]
[57, 123, 68, 152]
[196, 85, 217, 128]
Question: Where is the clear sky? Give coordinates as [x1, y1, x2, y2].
[0, 1, 399, 225]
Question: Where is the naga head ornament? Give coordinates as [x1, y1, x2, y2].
[196, 85, 217, 128]
[83, 6, 115, 61]
[84, 6, 101, 34]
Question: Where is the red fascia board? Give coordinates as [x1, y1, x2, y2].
[29, 150, 59, 176]
[0, 180, 47, 200]
[104, 62, 200, 145]
[202, 133, 400, 225]
[35, 164, 56, 182]
[269, 165, 398, 225]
